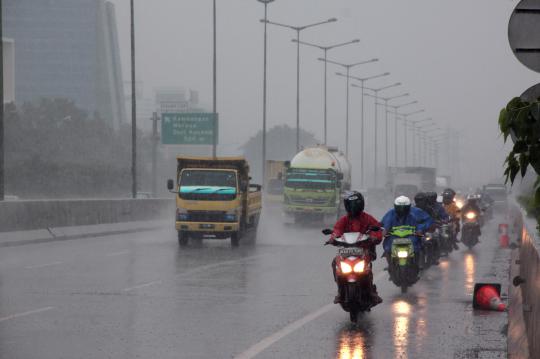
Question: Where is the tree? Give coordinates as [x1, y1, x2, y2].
[499, 97, 540, 223]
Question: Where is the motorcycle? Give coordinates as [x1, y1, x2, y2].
[461, 209, 481, 249]
[323, 228, 379, 323]
[439, 221, 454, 254]
[387, 225, 421, 294]
[422, 230, 440, 267]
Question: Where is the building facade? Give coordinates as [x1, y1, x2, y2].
[4, 0, 125, 129]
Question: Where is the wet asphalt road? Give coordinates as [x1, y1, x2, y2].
[0, 203, 508, 359]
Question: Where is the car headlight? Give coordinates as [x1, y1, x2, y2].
[397, 250, 409, 258]
[340, 262, 353, 274]
[465, 212, 476, 220]
[353, 261, 365, 273]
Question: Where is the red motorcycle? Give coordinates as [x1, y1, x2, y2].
[323, 228, 380, 323]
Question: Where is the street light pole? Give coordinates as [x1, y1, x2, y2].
[292, 39, 359, 144]
[397, 109, 425, 167]
[0, 0, 4, 201]
[130, 0, 137, 198]
[212, 0, 217, 158]
[408, 118, 432, 166]
[263, 18, 337, 152]
[258, 0, 274, 189]
[333, 69, 387, 188]
[363, 82, 401, 186]
[386, 100, 417, 167]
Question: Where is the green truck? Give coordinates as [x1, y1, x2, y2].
[283, 147, 351, 225]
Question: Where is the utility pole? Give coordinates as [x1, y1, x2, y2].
[130, 0, 137, 198]
[151, 112, 159, 198]
[212, 0, 217, 158]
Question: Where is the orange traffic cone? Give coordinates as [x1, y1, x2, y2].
[499, 224, 509, 248]
[473, 283, 506, 311]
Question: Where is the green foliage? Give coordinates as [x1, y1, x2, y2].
[500, 97, 540, 223]
[4, 98, 158, 198]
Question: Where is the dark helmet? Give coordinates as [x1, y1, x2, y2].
[394, 196, 412, 218]
[414, 192, 428, 208]
[344, 191, 365, 217]
[426, 192, 438, 204]
[442, 188, 456, 205]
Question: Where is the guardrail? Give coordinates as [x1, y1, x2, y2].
[0, 198, 175, 232]
[517, 214, 540, 359]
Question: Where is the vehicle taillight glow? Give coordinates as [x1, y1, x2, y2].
[340, 261, 353, 274]
[353, 261, 365, 273]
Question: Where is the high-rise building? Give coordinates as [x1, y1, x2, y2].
[4, 0, 126, 129]
[3, 38, 15, 104]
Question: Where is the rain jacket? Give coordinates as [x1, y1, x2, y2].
[332, 212, 383, 245]
[443, 202, 461, 220]
[380, 207, 433, 253]
[433, 203, 450, 221]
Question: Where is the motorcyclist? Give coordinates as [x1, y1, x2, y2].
[442, 188, 461, 250]
[462, 194, 483, 233]
[328, 191, 383, 305]
[381, 196, 434, 269]
[426, 192, 450, 222]
[414, 192, 440, 265]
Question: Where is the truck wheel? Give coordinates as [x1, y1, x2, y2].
[231, 232, 240, 247]
[178, 232, 188, 247]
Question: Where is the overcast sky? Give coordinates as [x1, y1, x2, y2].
[110, 0, 536, 188]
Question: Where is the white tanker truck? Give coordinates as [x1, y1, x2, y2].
[283, 146, 351, 224]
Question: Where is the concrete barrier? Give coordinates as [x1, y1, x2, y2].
[0, 198, 175, 232]
[518, 218, 540, 359]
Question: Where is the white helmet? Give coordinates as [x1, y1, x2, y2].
[394, 196, 412, 217]
[394, 196, 411, 206]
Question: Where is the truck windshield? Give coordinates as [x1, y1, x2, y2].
[179, 170, 237, 201]
[285, 169, 336, 190]
[484, 187, 507, 201]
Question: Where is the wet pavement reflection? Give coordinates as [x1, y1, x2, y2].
[335, 320, 373, 359]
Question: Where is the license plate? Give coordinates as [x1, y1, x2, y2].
[338, 248, 364, 257]
[200, 224, 215, 229]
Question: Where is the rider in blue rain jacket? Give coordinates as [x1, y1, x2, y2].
[381, 196, 434, 261]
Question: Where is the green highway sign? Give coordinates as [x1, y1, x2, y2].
[161, 113, 218, 145]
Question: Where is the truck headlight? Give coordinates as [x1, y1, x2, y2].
[176, 208, 189, 221]
[223, 214, 237, 222]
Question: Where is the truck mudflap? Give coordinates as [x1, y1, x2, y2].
[175, 221, 239, 232]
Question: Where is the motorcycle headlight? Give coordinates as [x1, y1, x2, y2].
[397, 250, 409, 258]
[465, 212, 476, 220]
[456, 200, 464, 209]
[340, 261, 353, 274]
[425, 234, 432, 241]
[353, 261, 365, 273]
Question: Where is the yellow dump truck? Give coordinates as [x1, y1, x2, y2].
[167, 156, 262, 247]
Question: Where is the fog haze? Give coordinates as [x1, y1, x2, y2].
[110, 0, 532, 187]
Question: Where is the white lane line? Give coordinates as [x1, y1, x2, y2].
[123, 280, 163, 292]
[0, 307, 54, 323]
[106, 251, 130, 257]
[25, 261, 63, 270]
[234, 271, 386, 359]
[121, 254, 266, 292]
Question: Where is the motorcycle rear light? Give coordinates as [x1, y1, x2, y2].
[353, 261, 365, 273]
[397, 251, 408, 258]
[339, 261, 353, 274]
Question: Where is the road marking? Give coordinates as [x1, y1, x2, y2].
[25, 261, 63, 270]
[106, 251, 130, 257]
[0, 307, 54, 323]
[123, 280, 163, 292]
[121, 254, 266, 292]
[234, 271, 386, 359]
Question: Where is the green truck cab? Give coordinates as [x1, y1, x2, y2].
[283, 147, 350, 225]
[167, 156, 262, 247]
